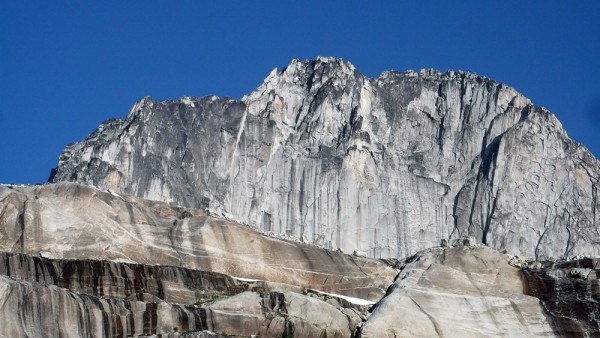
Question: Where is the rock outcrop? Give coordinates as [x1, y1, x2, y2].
[360, 245, 600, 337]
[0, 273, 208, 337]
[3, 223, 600, 337]
[0, 251, 250, 305]
[0, 183, 389, 337]
[49, 57, 600, 260]
[0, 271, 364, 337]
[0, 182, 396, 301]
[522, 257, 600, 336]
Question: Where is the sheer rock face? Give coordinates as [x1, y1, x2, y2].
[0, 251, 247, 304]
[0, 182, 396, 301]
[49, 57, 600, 260]
[0, 274, 206, 338]
[522, 258, 600, 336]
[0, 244, 368, 337]
[0, 274, 359, 338]
[361, 246, 600, 337]
[360, 246, 555, 337]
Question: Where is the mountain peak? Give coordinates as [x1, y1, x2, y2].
[50, 57, 599, 260]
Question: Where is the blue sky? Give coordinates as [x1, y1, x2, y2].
[1, 1, 598, 184]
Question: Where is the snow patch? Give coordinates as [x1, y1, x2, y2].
[312, 289, 376, 306]
[107, 189, 120, 197]
[112, 257, 138, 264]
[232, 276, 262, 283]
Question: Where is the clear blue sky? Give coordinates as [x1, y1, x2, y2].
[1, 1, 599, 184]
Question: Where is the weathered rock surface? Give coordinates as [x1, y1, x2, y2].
[5, 235, 600, 337]
[0, 273, 211, 337]
[0, 251, 252, 305]
[359, 245, 600, 337]
[0, 182, 396, 301]
[0, 273, 361, 337]
[522, 258, 600, 336]
[50, 57, 600, 260]
[203, 291, 360, 337]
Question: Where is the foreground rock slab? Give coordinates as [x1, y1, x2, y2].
[3, 210, 600, 336]
[361, 246, 555, 337]
[0, 182, 396, 301]
[0, 273, 361, 337]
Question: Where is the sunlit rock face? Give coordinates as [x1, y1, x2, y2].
[3, 224, 600, 337]
[0, 273, 363, 338]
[50, 57, 600, 260]
[0, 183, 396, 301]
[8, 56, 599, 336]
[0, 251, 245, 305]
[359, 245, 600, 337]
[358, 245, 600, 337]
[0, 183, 390, 337]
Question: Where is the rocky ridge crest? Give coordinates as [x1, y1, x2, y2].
[50, 56, 600, 260]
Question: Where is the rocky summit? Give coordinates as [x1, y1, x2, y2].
[1, 57, 599, 337]
[50, 56, 599, 261]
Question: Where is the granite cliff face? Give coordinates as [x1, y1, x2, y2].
[522, 257, 600, 336]
[0, 183, 395, 300]
[361, 245, 600, 337]
[2, 220, 600, 336]
[0, 254, 371, 338]
[50, 57, 600, 260]
[361, 246, 555, 337]
[0, 183, 392, 337]
[3, 56, 600, 336]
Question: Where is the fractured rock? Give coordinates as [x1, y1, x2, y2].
[48, 57, 600, 260]
[360, 246, 555, 337]
[0, 182, 396, 301]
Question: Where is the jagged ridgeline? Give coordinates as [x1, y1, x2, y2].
[50, 56, 600, 260]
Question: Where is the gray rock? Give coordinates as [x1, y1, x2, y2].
[0, 274, 359, 338]
[0, 274, 208, 337]
[522, 260, 600, 336]
[568, 268, 592, 279]
[48, 57, 600, 260]
[0, 182, 396, 301]
[360, 248, 600, 337]
[0, 251, 247, 305]
[205, 291, 357, 337]
[452, 235, 477, 247]
[361, 246, 555, 337]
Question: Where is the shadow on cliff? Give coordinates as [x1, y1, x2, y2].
[520, 263, 600, 337]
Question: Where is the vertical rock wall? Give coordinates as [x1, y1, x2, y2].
[50, 57, 600, 259]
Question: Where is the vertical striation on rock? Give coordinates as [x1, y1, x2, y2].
[0, 274, 209, 337]
[0, 274, 362, 338]
[49, 57, 600, 260]
[522, 258, 600, 336]
[0, 251, 245, 304]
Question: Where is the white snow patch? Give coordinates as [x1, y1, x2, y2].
[111, 257, 138, 264]
[232, 276, 262, 283]
[107, 189, 120, 197]
[312, 289, 376, 306]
